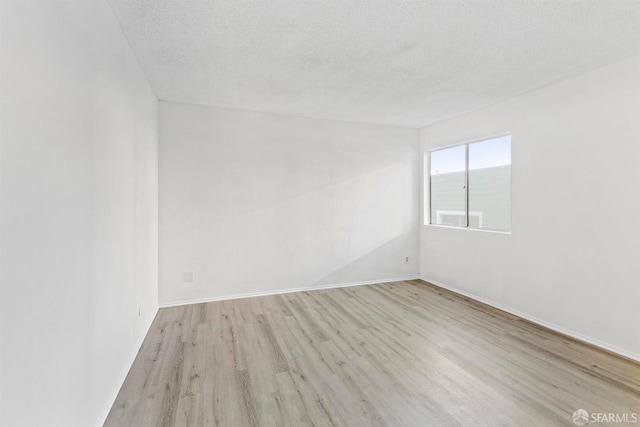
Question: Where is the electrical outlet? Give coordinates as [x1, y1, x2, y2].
[405, 256, 410, 264]
[183, 271, 195, 283]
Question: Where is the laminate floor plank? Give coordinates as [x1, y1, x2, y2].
[105, 280, 640, 426]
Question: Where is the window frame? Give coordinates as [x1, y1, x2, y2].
[425, 133, 512, 233]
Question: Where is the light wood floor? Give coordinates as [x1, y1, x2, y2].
[105, 280, 640, 426]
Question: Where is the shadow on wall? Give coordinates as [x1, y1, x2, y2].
[308, 235, 411, 288]
[162, 161, 414, 300]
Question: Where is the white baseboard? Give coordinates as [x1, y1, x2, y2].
[420, 276, 640, 363]
[159, 276, 420, 308]
[97, 305, 160, 426]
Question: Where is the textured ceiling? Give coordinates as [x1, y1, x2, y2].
[108, 0, 640, 128]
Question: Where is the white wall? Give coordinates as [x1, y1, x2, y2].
[159, 102, 419, 305]
[0, 1, 158, 426]
[420, 57, 640, 360]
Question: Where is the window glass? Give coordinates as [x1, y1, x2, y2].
[428, 135, 511, 232]
[430, 145, 466, 227]
[468, 136, 511, 231]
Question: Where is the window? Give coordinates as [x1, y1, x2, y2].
[428, 134, 511, 232]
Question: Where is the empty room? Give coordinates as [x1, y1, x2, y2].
[1, 0, 639, 426]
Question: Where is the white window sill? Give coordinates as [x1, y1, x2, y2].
[424, 223, 512, 235]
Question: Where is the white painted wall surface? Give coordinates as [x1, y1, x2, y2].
[420, 57, 640, 360]
[0, 1, 158, 426]
[159, 102, 419, 305]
